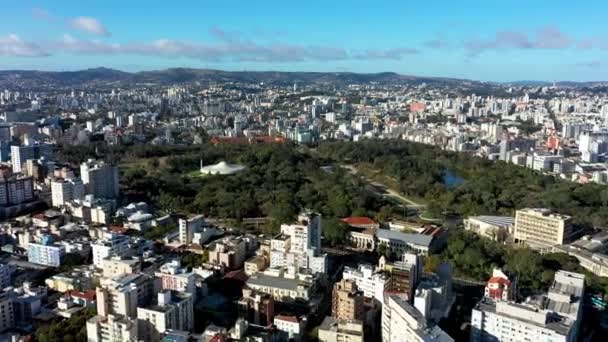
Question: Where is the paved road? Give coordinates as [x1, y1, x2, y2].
[342, 164, 426, 210]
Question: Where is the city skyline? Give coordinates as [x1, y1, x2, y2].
[2, 0, 608, 82]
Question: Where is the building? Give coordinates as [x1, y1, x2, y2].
[178, 215, 204, 245]
[10, 143, 53, 174]
[0, 264, 13, 289]
[376, 229, 438, 255]
[553, 233, 608, 277]
[154, 260, 197, 294]
[208, 236, 247, 270]
[246, 268, 317, 302]
[464, 216, 515, 242]
[514, 208, 577, 250]
[342, 264, 390, 304]
[274, 315, 305, 341]
[0, 175, 34, 207]
[484, 269, 515, 302]
[244, 255, 268, 276]
[0, 292, 14, 333]
[80, 159, 120, 199]
[27, 235, 65, 267]
[96, 273, 157, 319]
[332, 279, 364, 321]
[238, 288, 275, 326]
[318, 317, 364, 342]
[51, 177, 85, 207]
[137, 291, 194, 341]
[86, 314, 138, 342]
[101, 257, 142, 278]
[378, 254, 423, 302]
[471, 271, 585, 342]
[92, 232, 130, 265]
[382, 294, 453, 342]
[269, 212, 328, 274]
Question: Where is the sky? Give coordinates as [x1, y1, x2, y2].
[2, 0, 608, 82]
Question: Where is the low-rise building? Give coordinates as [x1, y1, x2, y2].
[464, 215, 515, 242]
[274, 315, 305, 341]
[246, 268, 317, 302]
[318, 317, 364, 342]
[86, 314, 138, 342]
[208, 237, 247, 270]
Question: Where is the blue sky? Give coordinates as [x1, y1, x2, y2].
[1, 0, 608, 81]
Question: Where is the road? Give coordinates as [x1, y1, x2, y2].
[341, 164, 426, 210]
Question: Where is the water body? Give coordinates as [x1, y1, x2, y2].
[442, 170, 465, 188]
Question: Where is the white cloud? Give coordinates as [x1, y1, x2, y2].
[70, 17, 110, 36]
[0, 34, 49, 57]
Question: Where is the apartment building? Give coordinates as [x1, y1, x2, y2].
[331, 279, 364, 321]
[514, 208, 577, 250]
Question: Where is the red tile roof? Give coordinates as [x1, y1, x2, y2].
[275, 315, 299, 323]
[488, 276, 511, 286]
[68, 289, 96, 301]
[342, 216, 377, 226]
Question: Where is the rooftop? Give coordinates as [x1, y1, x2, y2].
[376, 229, 433, 247]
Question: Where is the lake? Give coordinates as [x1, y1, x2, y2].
[442, 170, 465, 188]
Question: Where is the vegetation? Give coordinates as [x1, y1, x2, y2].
[119, 143, 387, 234]
[182, 251, 209, 269]
[143, 223, 177, 240]
[322, 218, 349, 247]
[35, 308, 95, 342]
[317, 139, 608, 227]
[429, 229, 608, 298]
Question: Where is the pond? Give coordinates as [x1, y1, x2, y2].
[442, 170, 465, 189]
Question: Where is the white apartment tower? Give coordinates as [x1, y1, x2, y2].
[80, 159, 120, 199]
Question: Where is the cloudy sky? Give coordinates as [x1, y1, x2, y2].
[2, 0, 608, 81]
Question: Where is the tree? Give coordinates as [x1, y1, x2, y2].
[323, 218, 349, 247]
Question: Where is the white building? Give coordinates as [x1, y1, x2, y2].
[92, 232, 130, 265]
[318, 317, 364, 342]
[382, 294, 453, 342]
[178, 215, 204, 245]
[51, 178, 85, 207]
[471, 271, 585, 342]
[11, 143, 53, 174]
[80, 159, 119, 199]
[27, 236, 65, 267]
[137, 291, 194, 341]
[342, 264, 389, 304]
[154, 260, 197, 295]
[269, 212, 327, 274]
[274, 315, 305, 341]
[464, 216, 514, 242]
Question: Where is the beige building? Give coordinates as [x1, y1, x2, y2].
[514, 208, 576, 250]
[244, 255, 268, 276]
[101, 257, 141, 278]
[208, 236, 247, 270]
[86, 314, 138, 342]
[332, 279, 364, 321]
[318, 317, 364, 342]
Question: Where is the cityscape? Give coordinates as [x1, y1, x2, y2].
[2, 1, 608, 342]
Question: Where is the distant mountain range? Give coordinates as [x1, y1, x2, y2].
[0, 67, 605, 89]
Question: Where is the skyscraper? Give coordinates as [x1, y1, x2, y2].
[80, 159, 120, 199]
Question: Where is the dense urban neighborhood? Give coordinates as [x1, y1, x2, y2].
[0, 68, 607, 342]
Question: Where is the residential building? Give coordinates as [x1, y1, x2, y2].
[274, 315, 305, 341]
[378, 254, 423, 302]
[178, 214, 204, 245]
[0, 264, 13, 289]
[101, 257, 142, 278]
[318, 317, 364, 342]
[238, 288, 275, 326]
[471, 271, 585, 342]
[80, 159, 119, 199]
[0, 175, 34, 207]
[382, 294, 453, 342]
[86, 314, 138, 342]
[244, 255, 268, 276]
[137, 291, 194, 341]
[96, 273, 157, 319]
[27, 235, 65, 267]
[342, 264, 390, 304]
[11, 143, 53, 174]
[484, 269, 515, 302]
[51, 177, 85, 207]
[208, 236, 247, 270]
[514, 208, 578, 250]
[332, 279, 364, 321]
[154, 260, 196, 294]
[92, 232, 130, 265]
[0, 292, 14, 333]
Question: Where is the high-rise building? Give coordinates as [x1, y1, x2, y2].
[514, 208, 577, 250]
[10, 143, 53, 174]
[51, 177, 85, 207]
[471, 271, 584, 342]
[154, 260, 196, 295]
[0, 264, 13, 289]
[178, 215, 204, 245]
[331, 279, 364, 321]
[378, 253, 423, 302]
[0, 292, 15, 333]
[80, 159, 119, 199]
[0, 175, 34, 207]
[137, 291, 194, 341]
[95, 273, 157, 319]
[238, 288, 275, 326]
[382, 294, 453, 342]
